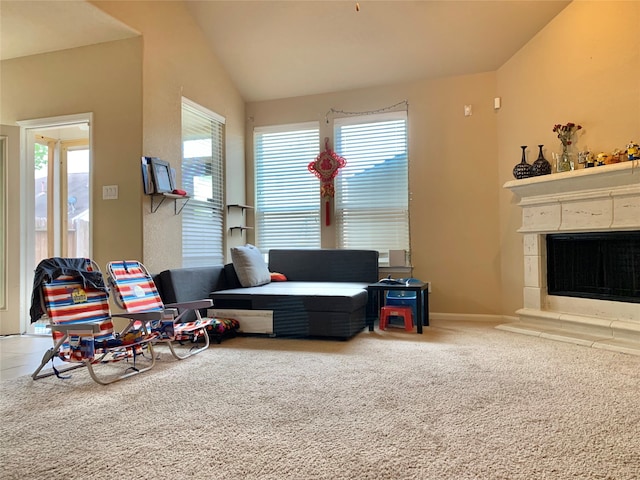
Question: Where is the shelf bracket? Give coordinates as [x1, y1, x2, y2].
[149, 193, 190, 215]
[229, 226, 253, 234]
[227, 204, 253, 213]
[150, 194, 166, 213]
[174, 197, 189, 214]
[227, 204, 254, 231]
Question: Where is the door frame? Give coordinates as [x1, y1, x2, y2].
[17, 112, 93, 334]
[0, 136, 6, 311]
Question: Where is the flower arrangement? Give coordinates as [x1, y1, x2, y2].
[553, 122, 582, 148]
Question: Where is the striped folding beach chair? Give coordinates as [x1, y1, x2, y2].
[31, 258, 159, 385]
[106, 260, 214, 360]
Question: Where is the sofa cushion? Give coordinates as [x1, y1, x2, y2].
[211, 282, 369, 313]
[223, 263, 242, 289]
[231, 244, 271, 287]
[270, 272, 287, 282]
[268, 249, 379, 283]
[158, 265, 225, 321]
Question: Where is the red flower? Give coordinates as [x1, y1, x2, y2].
[553, 122, 582, 147]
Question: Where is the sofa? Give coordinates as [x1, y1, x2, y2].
[157, 248, 379, 340]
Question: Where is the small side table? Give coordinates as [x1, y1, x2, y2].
[367, 281, 430, 334]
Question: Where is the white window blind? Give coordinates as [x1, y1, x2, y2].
[334, 111, 409, 264]
[181, 98, 225, 267]
[254, 123, 320, 251]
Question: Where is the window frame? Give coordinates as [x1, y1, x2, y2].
[333, 110, 410, 265]
[180, 97, 225, 267]
[253, 122, 321, 252]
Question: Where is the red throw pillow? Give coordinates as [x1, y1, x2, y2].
[270, 272, 287, 282]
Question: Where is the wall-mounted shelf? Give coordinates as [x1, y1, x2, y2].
[227, 204, 253, 212]
[229, 226, 254, 234]
[227, 204, 253, 233]
[150, 193, 190, 214]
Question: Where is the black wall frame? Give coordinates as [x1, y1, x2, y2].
[149, 157, 175, 194]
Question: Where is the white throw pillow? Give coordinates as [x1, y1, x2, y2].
[230, 244, 271, 287]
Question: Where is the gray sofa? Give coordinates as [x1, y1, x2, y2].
[157, 249, 379, 340]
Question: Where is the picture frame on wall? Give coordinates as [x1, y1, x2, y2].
[141, 156, 155, 194]
[149, 157, 175, 194]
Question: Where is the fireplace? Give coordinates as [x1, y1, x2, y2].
[546, 231, 640, 303]
[502, 161, 640, 354]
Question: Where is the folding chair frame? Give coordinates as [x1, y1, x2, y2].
[32, 315, 159, 385]
[106, 260, 214, 361]
[161, 303, 213, 359]
[31, 259, 160, 385]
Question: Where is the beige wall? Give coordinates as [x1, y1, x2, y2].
[2, 1, 637, 334]
[0, 1, 245, 334]
[93, 1, 246, 273]
[247, 72, 503, 316]
[0, 125, 21, 334]
[0, 38, 143, 334]
[496, 0, 640, 316]
[246, 1, 640, 318]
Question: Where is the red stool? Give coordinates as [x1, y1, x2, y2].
[379, 305, 414, 331]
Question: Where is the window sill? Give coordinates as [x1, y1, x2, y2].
[379, 266, 412, 274]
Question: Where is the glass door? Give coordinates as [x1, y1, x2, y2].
[33, 134, 90, 265]
[25, 122, 91, 334]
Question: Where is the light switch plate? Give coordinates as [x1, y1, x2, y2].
[102, 185, 118, 200]
[464, 105, 472, 116]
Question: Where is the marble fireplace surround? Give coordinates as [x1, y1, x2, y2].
[500, 161, 640, 355]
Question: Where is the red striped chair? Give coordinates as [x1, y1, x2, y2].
[106, 260, 213, 360]
[31, 258, 159, 385]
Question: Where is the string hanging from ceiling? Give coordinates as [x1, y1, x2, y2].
[325, 100, 408, 124]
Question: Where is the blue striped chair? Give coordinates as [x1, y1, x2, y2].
[106, 260, 213, 360]
[31, 258, 159, 384]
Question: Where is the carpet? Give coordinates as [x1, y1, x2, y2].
[1, 319, 638, 479]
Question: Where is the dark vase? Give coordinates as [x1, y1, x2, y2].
[531, 144, 552, 176]
[512, 146, 533, 179]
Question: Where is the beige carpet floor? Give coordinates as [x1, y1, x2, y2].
[1, 319, 638, 480]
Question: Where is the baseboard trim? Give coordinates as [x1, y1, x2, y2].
[430, 312, 507, 323]
[496, 317, 640, 356]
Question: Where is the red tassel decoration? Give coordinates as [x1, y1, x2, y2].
[325, 200, 330, 226]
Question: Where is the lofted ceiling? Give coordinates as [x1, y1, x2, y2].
[0, 0, 139, 60]
[1, 0, 571, 102]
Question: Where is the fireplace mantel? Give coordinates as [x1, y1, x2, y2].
[500, 160, 640, 355]
[504, 160, 639, 198]
[504, 161, 640, 233]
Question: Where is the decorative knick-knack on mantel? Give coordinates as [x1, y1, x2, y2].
[531, 144, 551, 176]
[554, 147, 574, 172]
[552, 122, 582, 172]
[513, 146, 533, 179]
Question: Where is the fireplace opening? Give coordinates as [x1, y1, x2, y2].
[546, 231, 640, 304]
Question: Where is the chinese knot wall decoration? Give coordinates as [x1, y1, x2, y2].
[308, 137, 347, 226]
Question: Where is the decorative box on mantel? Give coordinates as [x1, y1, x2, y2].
[500, 161, 640, 355]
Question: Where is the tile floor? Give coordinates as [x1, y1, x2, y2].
[0, 335, 59, 381]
